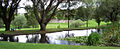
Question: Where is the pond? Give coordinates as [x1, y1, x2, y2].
[0, 29, 102, 45]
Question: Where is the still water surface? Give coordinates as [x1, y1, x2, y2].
[0, 29, 101, 45]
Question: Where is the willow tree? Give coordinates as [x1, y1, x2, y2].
[81, 0, 95, 27]
[0, 0, 21, 31]
[31, 0, 64, 31]
[99, 0, 120, 23]
[94, 0, 103, 27]
[0, 17, 3, 28]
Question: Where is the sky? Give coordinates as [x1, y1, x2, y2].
[18, 0, 33, 13]
[18, 0, 82, 13]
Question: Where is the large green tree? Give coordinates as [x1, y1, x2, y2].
[56, 10, 67, 20]
[11, 15, 27, 29]
[0, 17, 3, 28]
[78, 0, 94, 27]
[31, 0, 64, 31]
[24, 5, 39, 28]
[56, 9, 75, 20]
[0, 0, 21, 31]
[94, 7, 102, 26]
[99, 0, 120, 23]
[76, 6, 93, 27]
[93, 0, 104, 27]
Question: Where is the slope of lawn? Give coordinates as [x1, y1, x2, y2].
[0, 20, 107, 35]
[0, 41, 120, 49]
[82, 19, 107, 27]
[0, 23, 68, 31]
[0, 20, 107, 31]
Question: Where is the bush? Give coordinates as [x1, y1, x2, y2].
[62, 36, 88, 44]
[57, 24, 60, 29]
[74, 36, 88, 44]
[70, 19, 84, 28]
[103, 23, 120, 43]
[87, 33, 101, 46]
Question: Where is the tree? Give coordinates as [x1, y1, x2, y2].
[94, 8, 102, 27]
[99, 0, 120, 23]
[94, 0, 103, 27]
[11, 15, 27, 29]
[0, 0, 21, 31]
[24, 6, 39, 28]
[56, 9, 75, 20]
[76, 6, 93, 27]
[80, 0, 94, 27]
[76, 6, 87, 21]
[56, 10, 68, 20]
[31, 0, 64, 31]
[0, 17, 3, 28]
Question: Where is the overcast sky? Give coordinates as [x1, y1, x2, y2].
[18, 0, 82, 13]
[18, 0, 33, 13]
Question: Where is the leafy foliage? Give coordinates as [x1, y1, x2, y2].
[24, 6, 39, 28]
[70, 19, 84, 28]
[0, 0, 21, 31]
[0, 18, 3, 28]
[62, 36, 88, 44]
[87, 33, 101, 46]
[98, 0, 120, 22]
[11, 15, 27, 28]
[103, 23, 120, 44]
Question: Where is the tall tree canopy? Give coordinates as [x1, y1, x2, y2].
[99, 0, 120, 23]
[31, 0, 65, 31]
[76, 0, 94, 27]
[93, 0, 103, 26]
[0, 0, 21, 31]
[24, 5, 39, 28]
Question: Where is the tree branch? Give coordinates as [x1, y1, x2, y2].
[46, 0, 64, 23]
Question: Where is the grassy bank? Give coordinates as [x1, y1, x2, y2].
[0, 41, 119, 49]
[0, 20, 107, 31]
[0, 26, 104, 35]
[0, 20, 106, 35]
[0, 23, 68, 31]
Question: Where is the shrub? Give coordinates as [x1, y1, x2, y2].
[103, 23, 120, 43]
[57, 24, 60, 29]
[70, 19, 84, 28]
[62, 36, 88, 44]
[74, 36, 88, 44]
[87, 33, 101, 46]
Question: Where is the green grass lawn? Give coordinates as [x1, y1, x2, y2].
[0, 20, 106, 35]
[82, 19, 107, 27]
[0, 23, 68, 31]
[0, 20, 118, 49]
[0, 19, 107, 31]
[0, 41, 119, 49]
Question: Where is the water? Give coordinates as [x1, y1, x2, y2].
[0, 29, 101, 45]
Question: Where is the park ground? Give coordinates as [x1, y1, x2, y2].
[0, 20, 119, 49]
[0, 20, 107, 35]
[0, 41, 120, 49]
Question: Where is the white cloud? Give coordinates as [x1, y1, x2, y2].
[18, 0, 32, 13]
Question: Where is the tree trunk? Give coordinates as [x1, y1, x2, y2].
[9, 35, 14, 42]
[97, 22, 101, 33]
[98, 22, 100, 27]
[40, 34, 48, 43]
[0, 24, 2, 28]
[86, 20, 88, 28]
[40, 23, 47, 31]
[5, 22, 10, 31]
